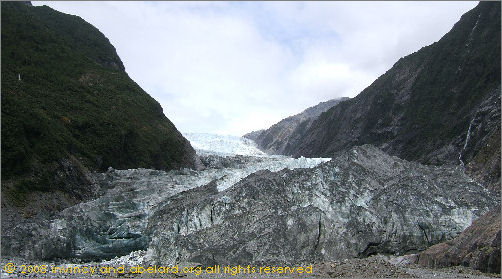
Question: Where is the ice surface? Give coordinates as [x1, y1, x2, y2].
[183, 132, 330, 190]
[183, 132, 267, 156]
[49, 133, 331, 265]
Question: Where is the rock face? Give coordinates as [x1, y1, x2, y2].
[418, 206, 501, 274]
[242, 130, 264, 142]
[1, 2, 196, 214]
[244, 98, 348, 155]
[146, 145, 498, 266]
[463, 89, 501, 193]
[283, 2, 500, 190]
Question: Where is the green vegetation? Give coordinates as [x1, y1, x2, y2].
[400, 2, 501, 162]
[1, 2, 194, 207]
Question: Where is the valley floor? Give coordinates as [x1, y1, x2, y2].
[1, 255, 499, 279]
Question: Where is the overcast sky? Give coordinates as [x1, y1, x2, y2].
[35, 1, 477, 136]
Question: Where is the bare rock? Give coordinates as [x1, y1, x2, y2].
[418, 206, 501, 274]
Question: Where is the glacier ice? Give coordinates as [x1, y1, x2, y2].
[183, 132, 268, 156]
[19, 133, 330, 263]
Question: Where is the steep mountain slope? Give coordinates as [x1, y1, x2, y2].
[287, 2, 500, 190]
[1, 2, 195, 212]
[244, 98, 349, 154]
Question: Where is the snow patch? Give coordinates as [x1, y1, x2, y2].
[449, 208, 475, 229]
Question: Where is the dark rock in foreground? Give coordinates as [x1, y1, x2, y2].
[418, 206, 501, 274]
[146, 145, 498, 265]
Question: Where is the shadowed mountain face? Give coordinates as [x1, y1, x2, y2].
[1, 2, 196, 213]
[244, 98, 349, 155]
[283, 2, 500, 191]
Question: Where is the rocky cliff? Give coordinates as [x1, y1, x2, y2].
[418, 206, 501, 274]
[284, 2, 500, 191]
[244, 98, 348, 154]
[1, 2, 196, 214]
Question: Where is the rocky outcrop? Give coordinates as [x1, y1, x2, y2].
[463, 88, 501, 193]
[283, 2, 500, 189]
[418, 206, 501, 274]
[145, 145, 498, 265]
[1, 2, 196, 216]
[242, 130, 264, 142]
[244, 98, 348, 154]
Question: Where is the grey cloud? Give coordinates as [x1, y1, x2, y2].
[34, 1, 477, 136]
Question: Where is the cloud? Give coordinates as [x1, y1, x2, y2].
[34, 1, 477, 136]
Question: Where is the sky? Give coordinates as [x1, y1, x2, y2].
[34, 1, 478, 136]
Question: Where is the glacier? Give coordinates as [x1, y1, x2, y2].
[184, 132, 331, 191]
[1, 133, 332, 264]
[183, 132, 268, 156]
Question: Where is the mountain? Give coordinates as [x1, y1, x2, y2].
[285, 2, 500, 191]
[1, 2, 196, 213]
[244, 97, 349, 154]
[242, 129, 264, 142]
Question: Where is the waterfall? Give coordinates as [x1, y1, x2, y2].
[458, 118, 475, 167]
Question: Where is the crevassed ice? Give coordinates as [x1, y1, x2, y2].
[214, 155, 331, 191]
[99, 134, 331, 219]
[65, 133, 330, 266]
[182, 132, 330, 190]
